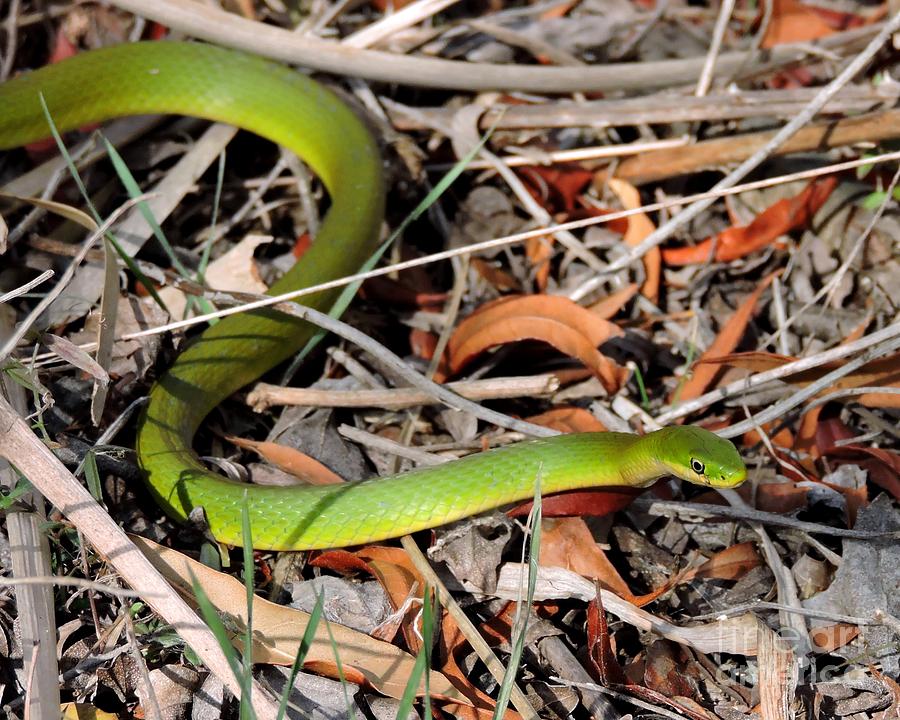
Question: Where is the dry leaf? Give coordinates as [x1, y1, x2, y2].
[675, 270, 780, 402]
[608, 178, 660, 303]
[526, 407, 607, 433]
[447, 295, 625, 393]
[226, 436, 345, 485]
[588, 283, 639, 319]
[762, 0, 839, 47]
[131, 536, 472, 705]
[662, 178, 836, 265]
[539, 517, 633, 596]
[690, 542, 762, 581]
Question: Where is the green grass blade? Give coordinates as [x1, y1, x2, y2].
[275, 591, 326, 720]
[492, 467, 542, 720]
[395, 586, 438, 720]
[240, 492, 255, 720]
[37, 95, 169, 313]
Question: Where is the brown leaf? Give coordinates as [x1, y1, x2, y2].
[525, 236, 554, 292]
[662, 178, 836, 265]
[226, 436, 345, 485]
[675, 271, 780, 402]
[526, 407, 607, 433]
[692, 542, 761, 581]
[588, 283, 639, 320]
[356, 546, 424, 651]
[131, 536, 472, 705]
[608, 178, 660, 303]
[762, 0, 839, 47]
[644, 641, 701, 698]
[824, 445, 900, 502]
[447, 295, 625, 393]
[471, 258, 522, 292]
[518, 164, 594, 213]
[539, 517, 632, 596]
[699, 351, 900, 408]
[809, 624, 860, 652]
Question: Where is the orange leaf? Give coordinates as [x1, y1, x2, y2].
[698, 351, 900, 408]
[675, 270, 780, 402]
[518, 164, 594, 212]
[525, 236, 554, 292]
[450, 295, 621, 349]
[810, 624, 860, 652]
[471, 258, 521, 292]
[588, 283, 638, 319]
[439, 618, 523, 720]
[226, 436, 345, 485]
[746, 482, 810, 514]
[762, 0, 838, 47]
[662, 177, 836, 265]
[824, 445, 900, 502]
[692, 542, 761, 581]
[447, 295, 625, 393]
[608, 178, 661, 303]
[539, 517, 632, 596]
[526, 407, 607, 433]
[410, 328, 438, 361]
[356, 546, 425, 651]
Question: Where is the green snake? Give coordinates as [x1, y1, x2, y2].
[1, 41, 747, 550]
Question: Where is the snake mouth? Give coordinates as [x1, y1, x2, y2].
[714, 467, 748, 488]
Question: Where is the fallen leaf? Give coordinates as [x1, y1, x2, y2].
[761, 0, 839, 47]
[159, 234, 272, 319]
[508, 488, 643, 520]
[699, 351, 900, 409]
[226, 436, 345, 485]
[802, 495, 900, 672]
[690, 542, 761, 581]
[131, 536, 472, 705]
[409, 328, 438, 361]
[525, 235, 554, 292]
[539, 517, 633, 596]
[471, 258, 522, 292]
[356, 546, 425, 651]
[518, 164, 594, 213]
[526, 407, 607, 433]
[447, 295, 625, 393]
[643, 641, 703, 699]
[809, 624, 860, 652]
[587, 594, 717, 720]
[741, 481, 810, 514]
[675, 271, 780, 402]
[588, 283, 639, 319]
[661, 178, 836, 265]
[824, 445, 900, 502]
[608, 178, 660, 303]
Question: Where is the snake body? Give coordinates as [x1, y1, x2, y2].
[1, 42, 746, 550]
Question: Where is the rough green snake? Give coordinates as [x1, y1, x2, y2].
[1, 41, 747, 550]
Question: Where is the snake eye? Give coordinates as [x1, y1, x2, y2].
[690, 458, 705, 475]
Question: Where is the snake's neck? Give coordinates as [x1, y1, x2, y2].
[616, 432, 669, 487]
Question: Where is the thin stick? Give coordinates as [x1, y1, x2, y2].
[104, 0, 882, 92]
[248, 374, 559, 411]
[633, 498, 900, 539]
[720, 333, 900, 439]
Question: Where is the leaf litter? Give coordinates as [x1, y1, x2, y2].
[0, 0, 899, 719]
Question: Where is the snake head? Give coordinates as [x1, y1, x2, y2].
[656, 426, 747, 488]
